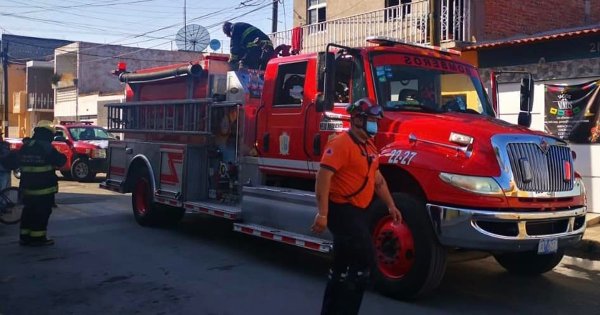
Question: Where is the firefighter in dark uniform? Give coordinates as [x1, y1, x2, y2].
[19, 120, 66, 246]
[222, 21, 274, 70]
[312, 98, 402, 315]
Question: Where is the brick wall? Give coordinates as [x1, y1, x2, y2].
[483, 0, 590, 40]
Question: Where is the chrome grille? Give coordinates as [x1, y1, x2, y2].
[506, 143, 573, 192]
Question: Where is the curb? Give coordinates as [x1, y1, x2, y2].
[587, 213, 600, 227]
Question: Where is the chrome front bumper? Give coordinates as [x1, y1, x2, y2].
[427, 204, 586, 252]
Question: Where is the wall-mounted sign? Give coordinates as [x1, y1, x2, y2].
[544, 80, 600, 143]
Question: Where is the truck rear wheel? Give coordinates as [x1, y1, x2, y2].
[370, 193, 447, 299]
[494, 251, 564, 275]
[132, 171, 161, 226]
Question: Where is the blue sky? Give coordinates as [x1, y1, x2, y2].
[0, 0, 293, 52]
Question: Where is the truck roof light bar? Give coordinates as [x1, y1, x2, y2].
[366, 36, 461, 56]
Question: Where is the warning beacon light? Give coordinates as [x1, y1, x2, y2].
[112, 62, 127, 76]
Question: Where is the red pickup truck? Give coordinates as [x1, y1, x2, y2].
[7, 121, 117, 181]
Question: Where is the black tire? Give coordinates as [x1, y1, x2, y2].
[71, 158, 96, 181]
[0, 187, 23, 225]
[494, 251, 564, 275]
[370, 193, 447, 299]
[60, 170, 73, 179]
[13, 168, 21, 179]
[131, 169, 161, 227]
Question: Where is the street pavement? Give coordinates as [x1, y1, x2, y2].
[1, 177, 600, 315]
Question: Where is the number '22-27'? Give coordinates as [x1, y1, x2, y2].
[388, 149, 417, 165]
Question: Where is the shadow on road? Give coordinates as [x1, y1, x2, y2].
[142, 213, 600, 313]
[58, 173, 107, 183]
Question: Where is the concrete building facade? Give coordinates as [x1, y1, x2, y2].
[0, 34, 70, 137]
[53, 42, 203, 126]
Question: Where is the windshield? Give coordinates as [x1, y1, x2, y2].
[69, 127, 115, 140]
[371, 53, 495, 116]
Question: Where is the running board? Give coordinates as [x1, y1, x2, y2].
[184, 201, 241, 220]
[233, 223, 332, 253]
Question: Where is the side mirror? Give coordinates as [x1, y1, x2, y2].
[53, 136, 67, 142]
[316, 51, 335, 112]
[518, 112, 532, 128]
[115, 135, 121, 140]
[519, 77, 534, 112]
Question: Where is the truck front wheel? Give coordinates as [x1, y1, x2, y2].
[494, 251, 564, 275]
[370, 193, 447, 299]
[71, 158, 96, 181]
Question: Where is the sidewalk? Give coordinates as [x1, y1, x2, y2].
[564, 213, 600, 260]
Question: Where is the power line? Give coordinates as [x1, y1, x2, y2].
[4, 2, 274, 64]
[4, 1, 274, 64]
[0, 0, 159, 17]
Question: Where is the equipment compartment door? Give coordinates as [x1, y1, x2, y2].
[158, 145, 185, 198]
[107, 141, 128, 182]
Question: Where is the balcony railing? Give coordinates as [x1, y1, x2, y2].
[28, 93, 54, 111]
[271, 0, 471, 54]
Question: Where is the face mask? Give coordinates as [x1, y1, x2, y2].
[365, 120, 378, 137]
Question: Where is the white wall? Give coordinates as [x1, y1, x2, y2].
[497, 77, 600, 213]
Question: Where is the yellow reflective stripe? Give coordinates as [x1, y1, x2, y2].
[30, 230, 46, 237]
[21, 165, 54, 173]
[23, 186, 58, 196]
[241, 26, 258, 43]
[20, 229, 31, 235]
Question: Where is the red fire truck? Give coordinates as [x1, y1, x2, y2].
[101, 37, 587, 299]
[7, 121, 114, 181]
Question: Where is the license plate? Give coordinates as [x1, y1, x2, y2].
[537, 238, 558, 254]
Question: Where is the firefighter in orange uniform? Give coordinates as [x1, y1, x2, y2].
[312, 98, 402, 315]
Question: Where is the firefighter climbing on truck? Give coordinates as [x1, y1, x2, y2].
[222, 21, 274, 70]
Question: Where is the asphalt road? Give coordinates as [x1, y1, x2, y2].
[1, 177, 599, 315]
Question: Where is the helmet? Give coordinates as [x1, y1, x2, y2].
[36, 120, 55, 133]
[222, 22, 233, 36]
[346, 98, 383, 119]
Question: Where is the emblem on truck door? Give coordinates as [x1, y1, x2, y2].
[279, 132, 290, 155]
[539, 138, 550, 154]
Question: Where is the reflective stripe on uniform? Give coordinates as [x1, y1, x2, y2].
[241, 26, 258, 43]
[30, 230, 46, 237]
[22, 186, 58, 196]
[21, 165, 54, 173]
[20, 229, 30, 235]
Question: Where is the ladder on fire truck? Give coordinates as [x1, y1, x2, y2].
[106, 98, 239, 135]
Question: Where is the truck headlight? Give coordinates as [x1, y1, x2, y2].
[91, 148, 106, 159]
[439, 172, 503, 195]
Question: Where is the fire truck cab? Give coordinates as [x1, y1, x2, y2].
[101, 37, 586, 299]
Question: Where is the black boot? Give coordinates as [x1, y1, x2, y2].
[27, 237, 55, 247]
[19, 230, 30, 246]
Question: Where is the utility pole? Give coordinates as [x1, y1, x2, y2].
[429, 0, 441, 46]
[2, 41, 8, 136]
[271, 0, 278, 33]
[184, 0, 187, 49]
